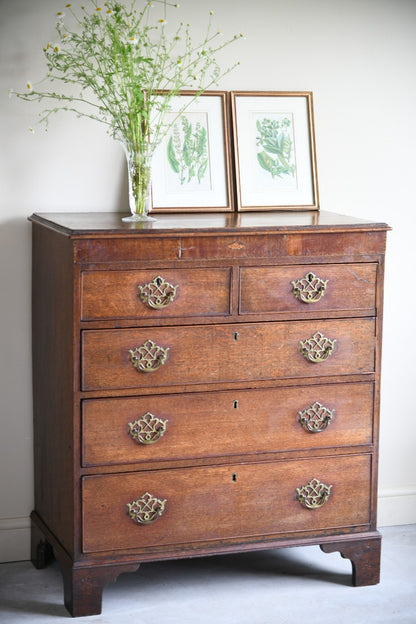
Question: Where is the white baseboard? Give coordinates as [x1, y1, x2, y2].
[1, 491, 415, 563]
[0, 517, 31, 563]
[377, 486, 416, 527]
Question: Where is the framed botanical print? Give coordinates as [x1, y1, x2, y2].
[230, 91, 319, 211]
[151, 91, 233, 212]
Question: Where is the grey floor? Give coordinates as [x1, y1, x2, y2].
[0, 525, 415, 624]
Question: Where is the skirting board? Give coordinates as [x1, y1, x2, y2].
[1, 489, 415, 562]
[0, 517, 30, 563]
[377, 487, 416, 528]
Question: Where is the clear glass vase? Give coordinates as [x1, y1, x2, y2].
[121, 142, 156, 222]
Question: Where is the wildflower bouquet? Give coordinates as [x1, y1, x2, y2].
[13, 0, 242, 220]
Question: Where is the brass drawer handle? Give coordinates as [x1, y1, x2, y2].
[127, 492, 167, 525]
[298, 401, 335, 433]
[128, 412, 168, 445]
[296, 478, 332, 509]
[138, 275, 178, 309]
[299, 331, 336, 363]
[129, 339, 169, 373]
[291, 271, 328, 304]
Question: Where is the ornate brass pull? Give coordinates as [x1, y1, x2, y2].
[129, 339, 169, 373]
[298, 401, 335, 433]
[138, 275, 178, 309]
[299, 331, 336, 363]
[291, 271, 328, 304]
[127, 492, 167, 525]
[296, 478, 332, 509]
[128, 412, 168, 445]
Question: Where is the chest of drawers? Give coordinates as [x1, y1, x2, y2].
[29, 210, 389, 617]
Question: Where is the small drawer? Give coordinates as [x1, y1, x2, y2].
[81, 267, 232, 320]
[239, 263, 377, 315]
[81, 319, 375, 391]
[82, 454, 371, 553]
[82, 382, 374, 467]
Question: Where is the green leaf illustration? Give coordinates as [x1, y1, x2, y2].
[198, 158, 208, 183]
[256, 116, 296, 179]
[182, 140, 192, 167]
[257, 150, 275, 173]
[167, 136, 180, 173]
[166, 117, 209, 185]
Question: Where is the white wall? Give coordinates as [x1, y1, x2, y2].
[1, 0, 415, 562]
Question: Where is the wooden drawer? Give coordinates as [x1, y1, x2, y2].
[82, 454, 371, 553]
[82, 383, 374, 467]
[240, 263, 377, 315]
[81, 267, 232, 320]
[81, 319, 375, 391]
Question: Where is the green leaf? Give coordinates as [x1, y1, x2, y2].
[197, 158, 208, 183]
[196, 126, 207, 156]
[275, 151, 290, 170]
[281, 134, 292, 159]
[257, 151, 275, 173]
[187, 165, 195, 182]
[182, 140, 192, 167]
[262, 140, 280, 155]
[167, 136, 180, 173]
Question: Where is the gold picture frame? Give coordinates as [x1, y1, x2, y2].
[230, 91, 319, 211]
[151, 90, 233, 213]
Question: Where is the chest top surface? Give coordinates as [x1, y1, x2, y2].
[29, 210, 389, 236]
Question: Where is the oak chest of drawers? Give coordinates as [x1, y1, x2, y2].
[29, 210, 389, 617]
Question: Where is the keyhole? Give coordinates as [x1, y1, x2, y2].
[232, 473, 237, 482]
[233, 332, 239, 341]
[233, 400, 239, 409]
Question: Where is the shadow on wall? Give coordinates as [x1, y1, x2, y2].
[0, 216, 32, 377]
[0, 217, 34, 533]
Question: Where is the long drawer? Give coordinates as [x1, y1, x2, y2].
[81, 267, 232, 320]
[82, 382, 374, 467]
[81, 319, 375, 391]
[240, 263, 377, 315]
[82, 454, 371, 553]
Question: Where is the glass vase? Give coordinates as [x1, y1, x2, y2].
[121, 142, 156, 222]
